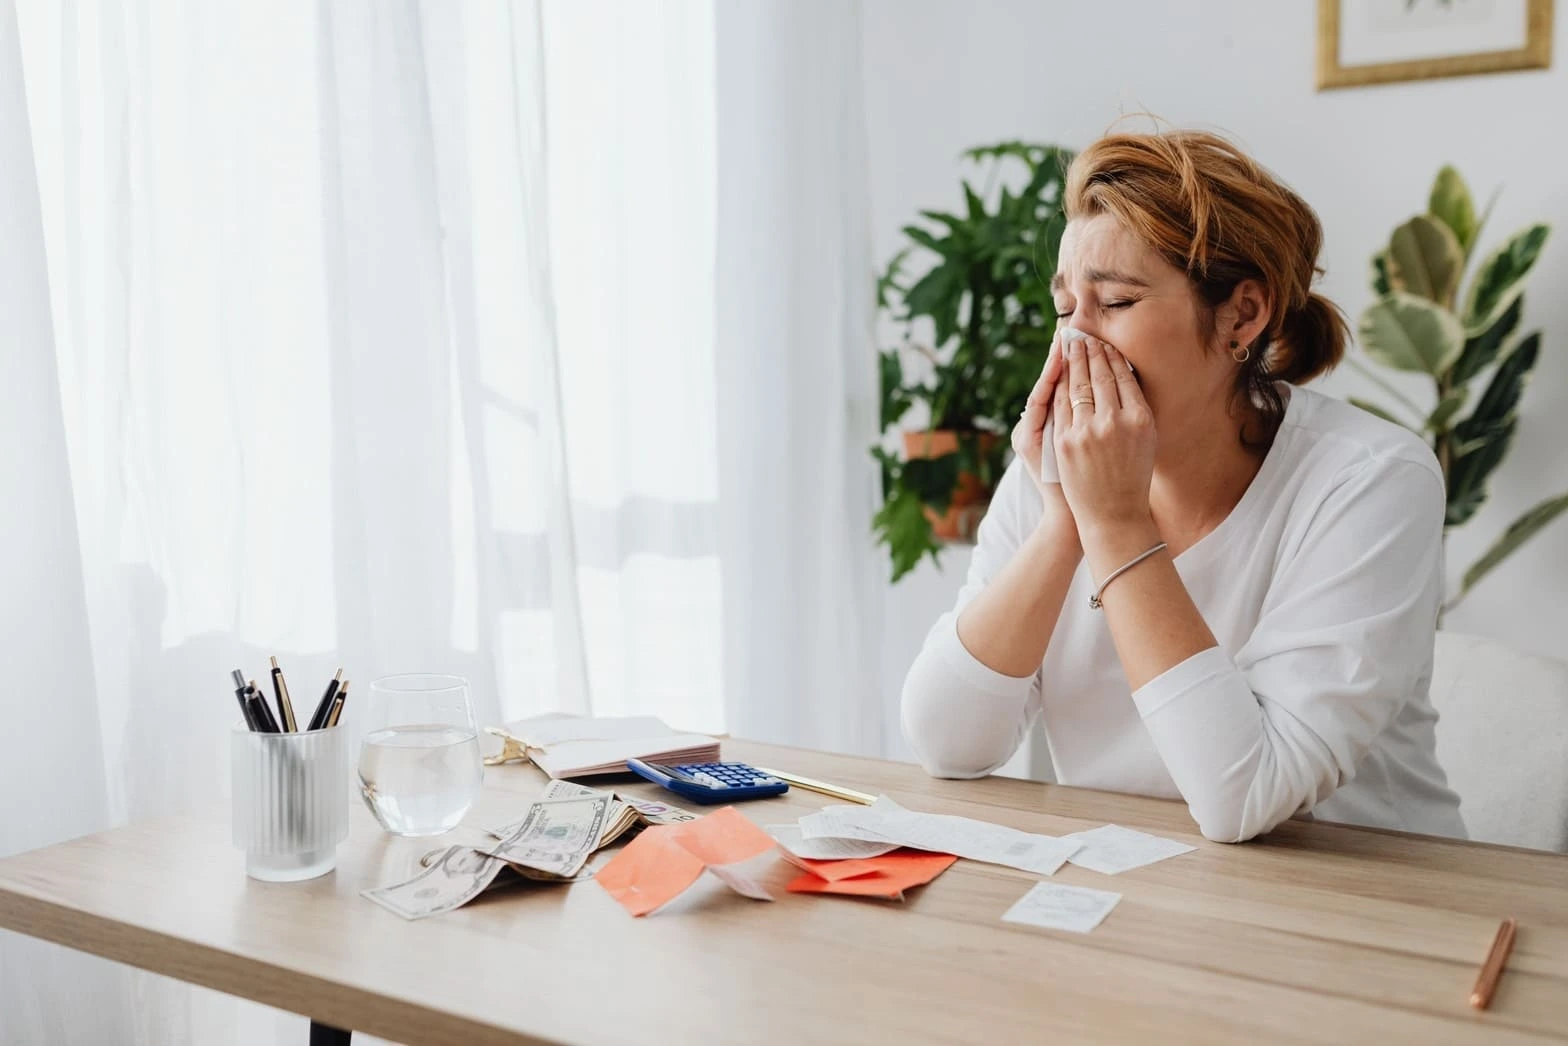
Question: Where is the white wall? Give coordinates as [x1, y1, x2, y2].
[865, 0, 1568, 750]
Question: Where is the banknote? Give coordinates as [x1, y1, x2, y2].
[480, 794, 611, 879]
[362, 845, 510, 920]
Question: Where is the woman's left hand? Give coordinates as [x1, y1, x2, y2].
[1052, 334, 1157, 532]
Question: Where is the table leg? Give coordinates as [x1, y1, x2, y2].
[309, 1020, 352, 1045]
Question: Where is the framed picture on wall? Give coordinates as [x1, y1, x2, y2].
[1317, 0, 1554, 89]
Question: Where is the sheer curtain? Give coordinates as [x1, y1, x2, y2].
[3, 0, 878, 1041]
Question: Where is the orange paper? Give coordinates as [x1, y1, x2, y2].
[596, 828, 707, 916]
[597, 806, 778, 916]
[786, 850, 956, 900]
[666, 806, 777, 865]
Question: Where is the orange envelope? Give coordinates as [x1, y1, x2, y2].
[597, 806, 778, 916]
[786, 850, 956, 900]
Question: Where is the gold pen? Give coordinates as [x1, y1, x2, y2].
[326, 680, 349, 728]
[269, 656, 299, 732]
[752, 766, 876, 805]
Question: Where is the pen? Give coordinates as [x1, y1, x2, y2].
[326, 679, 349, 728]
[231, 669, 260, 731]
[751, 766, 876, 805]
[1470, 917, 1517, 1010]
[269, 655, 298, 732]
[245, 678, 281, 733]
[306, 668, 343, 731]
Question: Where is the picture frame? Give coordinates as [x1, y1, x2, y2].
[1317, 0, 1553, 89]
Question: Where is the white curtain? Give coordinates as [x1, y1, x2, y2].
[715, 0, 885, 752]
[3, 0, 878, 1041]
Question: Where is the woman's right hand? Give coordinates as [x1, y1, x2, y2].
[1010, 334, 1074, 525]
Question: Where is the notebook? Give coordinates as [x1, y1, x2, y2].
[490, 713, 719, 780]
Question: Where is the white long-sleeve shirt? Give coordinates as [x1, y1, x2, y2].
[901, 385, 1466, 843]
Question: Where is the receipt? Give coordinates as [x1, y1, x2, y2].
[1002, 882, 1122, 934]
[799, 797, 1080, 876]
[1061, 824, 1196, 875]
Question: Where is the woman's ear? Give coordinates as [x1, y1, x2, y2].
[1227, 279, 1272, 351]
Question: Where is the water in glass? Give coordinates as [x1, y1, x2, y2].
[358, 675, 482, 836]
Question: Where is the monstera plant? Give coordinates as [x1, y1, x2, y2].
[1352, 166, 1559, 613]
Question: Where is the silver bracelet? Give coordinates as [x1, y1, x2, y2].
[1089, 542, 1168, 610]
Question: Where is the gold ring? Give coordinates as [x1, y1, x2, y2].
[1070, 396, 1095, 408]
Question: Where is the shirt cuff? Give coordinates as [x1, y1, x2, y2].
[1131, 645, 1236, 719]
[932, 614, 1039, 700]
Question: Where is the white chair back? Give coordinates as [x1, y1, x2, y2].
[1431, 631, 1568, 852]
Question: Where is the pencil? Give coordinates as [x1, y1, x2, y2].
[1470, 917, 1518, 1010]
[269, 655, 298, 732]
[751, 766, 876, 805]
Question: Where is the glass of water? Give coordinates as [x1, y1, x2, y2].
[358, 674, 483, 836]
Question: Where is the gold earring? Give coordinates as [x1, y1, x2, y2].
[1230, 340, 1250, 364]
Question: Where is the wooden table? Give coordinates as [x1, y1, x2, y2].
[0, 740, 1564, 1045]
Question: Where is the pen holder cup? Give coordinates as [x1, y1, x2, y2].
[231, 725, 350, 882]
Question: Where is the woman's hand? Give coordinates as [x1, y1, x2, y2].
[1010, 334, 1074, 530]
[1053, 334, 1157, 534]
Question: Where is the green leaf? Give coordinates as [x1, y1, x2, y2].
[1357, 291, 1465, 376]
[902, 263, 965, 345]
[1446, 331, 1541, 525]
[1463, 224, 1550, 333]
[1348, 397, 1415, 430]
[871, 487, 940, 583]
[916, 210, 963, 234]
[876, 247, 912, 311]
[1428, 166, 1479, 256]
[1386, 215, 1464, 306]
[1425, 387, 1468, 432]
[1450, 294, 1522, 385]
[901, 452, 963, 511]
[962, 181, 987, 221]
[901, 225, 951, 257]
[1455, 331, 1541, 446]
[870, 445, 899, 500]
[1371, 251, 1392, 297]
[878, 350, 913, 429]
[1454, 492, 1568, 603]
[1446, 417, 1515, 526]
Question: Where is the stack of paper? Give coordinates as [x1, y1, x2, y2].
[798, 796, 1083, 876]
[768, 824, 955, 900]
[486, 713, 719, 779]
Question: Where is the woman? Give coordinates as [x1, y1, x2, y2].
[900, 129, 1465, 843]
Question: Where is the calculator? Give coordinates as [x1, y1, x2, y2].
[625, 758, 790, 804]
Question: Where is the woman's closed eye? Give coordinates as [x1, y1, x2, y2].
[1053, 298, 1137, 320]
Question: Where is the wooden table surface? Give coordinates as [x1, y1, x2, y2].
[0, 739, 1564, 1045]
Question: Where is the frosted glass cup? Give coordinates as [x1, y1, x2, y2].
[231, 725, 350, 882]
[358, 674, 483, 837]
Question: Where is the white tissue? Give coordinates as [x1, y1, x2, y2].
[1038, 328, 1089, 484]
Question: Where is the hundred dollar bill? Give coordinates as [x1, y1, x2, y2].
[621, 794, 698, 825]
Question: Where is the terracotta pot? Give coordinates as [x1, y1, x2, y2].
[902, 430, 999, 543]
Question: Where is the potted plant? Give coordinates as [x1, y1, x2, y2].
[872, 142, 1074, 582]
[1351, 165, 1560, 617]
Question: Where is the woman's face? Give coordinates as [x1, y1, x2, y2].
[1051, 213, 1234, 418]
